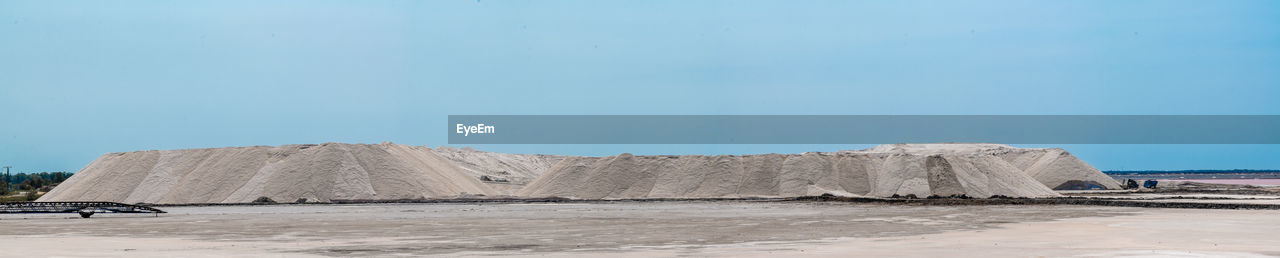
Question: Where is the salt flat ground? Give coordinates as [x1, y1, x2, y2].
[1, 202, 1277, 257]
[1176, 179, 1280, 186]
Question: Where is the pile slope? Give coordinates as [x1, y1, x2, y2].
[518, 144, 1065, 199]
[862, 144, 1122, 190]
[433, 146, 566, 195]
[43, 143, 1116, 203]
[39, 143, 495, 204]
[993, 148, 1122, 190]
[432, 146, 565, 184]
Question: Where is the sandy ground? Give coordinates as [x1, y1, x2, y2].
[1171, 179, 1280, 186]
[1, 202, 1277, 257]
[1061, 193, 1280, 205]
[657, 208, 1280, 258]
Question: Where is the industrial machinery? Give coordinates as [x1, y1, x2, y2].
[0, 201, 165, 218]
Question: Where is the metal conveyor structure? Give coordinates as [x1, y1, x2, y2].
[1, 202, 166, 218]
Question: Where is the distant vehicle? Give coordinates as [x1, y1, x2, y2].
[1143, 180, 1158, 189]
[1125, 179, 1140, 189]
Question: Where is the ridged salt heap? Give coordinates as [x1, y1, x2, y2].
[864, 144, 1121, 190]
[39, 143, 495, 203]
[432, 146, 566, 195]
[43, 143, 1117, 203]
[432, 146, 565, 185]
[517, 144, 1114, 199]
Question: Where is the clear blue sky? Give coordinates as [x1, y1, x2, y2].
[2, 0, 1278, 173]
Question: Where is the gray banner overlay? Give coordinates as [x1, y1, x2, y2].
[448, 115, 1280, 144]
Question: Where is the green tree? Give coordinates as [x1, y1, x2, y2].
[24, 190, 39, 201]
[0, 172, 75, 192]
[18, 175, 45, 190]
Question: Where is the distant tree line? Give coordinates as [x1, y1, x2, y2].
[1, 172, 74, 195]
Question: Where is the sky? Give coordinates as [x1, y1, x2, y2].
[1, 0, 1278, 173]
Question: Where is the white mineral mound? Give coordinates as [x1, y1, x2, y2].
[992, 148, 1123, 190]
[858, 144, 1121, 190]
[517, 144, 1069, 199]
[39, 143, 495, 204]
[43, 143, 1114, 203]
[432, 146, 566, 195]
[432, 146, 565, 184]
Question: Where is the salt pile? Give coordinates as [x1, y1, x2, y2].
[862, 144, 1120, 190]
[43, 143, 1117, 203]
[433, 146, 565, 195]
[432, 146, 564, 184]
[517, 144, 1117, 199]
[994, 148, 1122, 190]
[39, 143, 495, 203]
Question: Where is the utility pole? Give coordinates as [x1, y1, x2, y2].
[2, 166, 9, 193]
